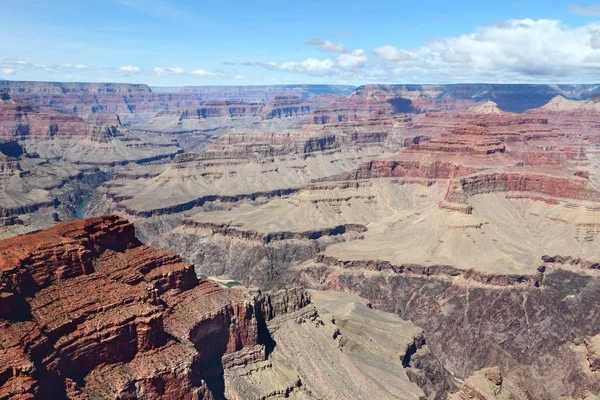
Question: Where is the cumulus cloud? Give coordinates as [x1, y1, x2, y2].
[336, 49, 368, 68]
[370, 19, 600, 82]
[264, 58, 335, 75]
[153, 66, 185, 75]
[307, 38, 348, 53]
[119, 65, 140, 72]
[372, 45, 410, 62]
[234, 74, 245, 80]
[2, 68, 14, 75]
[190, 69, 215, 77]
[261, 48, 368, 76]
[253, 19, 600, 82]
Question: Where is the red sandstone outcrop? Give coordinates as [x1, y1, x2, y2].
[0, 101, 91, 138]
[408, 125, 506, 154]
[459, 171, 598, 200]
[437, 170, 600, 213]
[314, 159, 482, 183]
[0, 216, 311, 399]
[0, 94, 127, 141]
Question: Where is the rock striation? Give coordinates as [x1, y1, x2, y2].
[131, 86, 600, 398]
[0, 216, 309, 398]
[261, 95, 311, 119]
[0, 216, 433, 399]
[6, 80, 600, 398]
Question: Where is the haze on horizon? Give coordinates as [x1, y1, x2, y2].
[2, 0, 600, 85]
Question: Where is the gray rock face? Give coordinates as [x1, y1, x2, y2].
[149, 225, 600, 398]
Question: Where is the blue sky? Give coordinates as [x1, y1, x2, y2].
[1, 0, 600, 85]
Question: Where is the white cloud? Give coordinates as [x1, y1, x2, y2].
[61, 63, 90, 70]
[254, 19, 600, 82]
[261, 48, 367, 77]
[120, 65, 140, 72]
[2, 68, 14, 75]
[307, 38, 348, 53]
[234, 74, 245, 80]
[0, 58, 96, 75]
[153, 66, 184, 75]
[336, 49, 368, 68]
[371, 19, 600, 82]
[372, 45, 410, 62]
[265, 58, 335, 75]
[190, 69, 215, 77]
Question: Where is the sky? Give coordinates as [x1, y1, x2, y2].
[2, 0, 600, 86]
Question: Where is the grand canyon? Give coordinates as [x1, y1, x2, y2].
[1, 79, 600, 399]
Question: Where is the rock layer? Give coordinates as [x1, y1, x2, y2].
[0, 216, 299, 399]
[0, 216, 433, 400]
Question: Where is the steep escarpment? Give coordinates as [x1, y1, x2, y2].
[155, 214, 600, 398]
[315, 159, 482, 182]
[311, 96, 393, 124]
[0, 98, 90, 138]
[262, 95, 311, 119]
[0, 91, 182, 165]
[0, 216, 436, 400]
[0, 82, 352, 136]
[0, 216, 293, 399]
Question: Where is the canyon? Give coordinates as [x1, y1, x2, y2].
[0, 216, 433, 399]
[2, 81, 600, 399]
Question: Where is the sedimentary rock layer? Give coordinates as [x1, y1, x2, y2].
[0, 216, 433, 399]
[0, 216, 270, 398]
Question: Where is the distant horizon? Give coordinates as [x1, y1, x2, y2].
[2, 78, 600, 89]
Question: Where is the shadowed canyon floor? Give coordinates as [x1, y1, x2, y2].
[2, 82, 600, 398]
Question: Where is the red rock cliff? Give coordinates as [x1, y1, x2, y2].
[0, 216, 309, 399]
